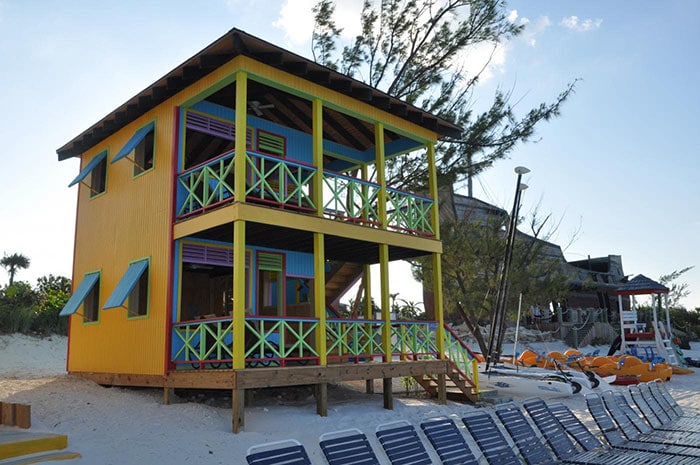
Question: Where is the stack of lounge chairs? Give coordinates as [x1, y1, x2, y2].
[246, 380, 700, 464]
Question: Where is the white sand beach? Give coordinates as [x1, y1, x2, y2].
[1, 333, 699, 464]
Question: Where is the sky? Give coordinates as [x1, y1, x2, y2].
[0, 0, 698, 310]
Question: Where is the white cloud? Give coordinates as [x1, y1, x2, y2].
[507, 9, 519, 24]
[520, 15, 550, 47]
[560, 15, 603, 32]
[273, 0, 316, 46]
[272, 0, 363, 48]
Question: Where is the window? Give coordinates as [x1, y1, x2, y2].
[133, 129, 155, 176]
[128, 263, 149, 317]
[59, 271, 100, 323]
[103, 259, 149, 318]
[83, 275, 100, 322]
[257, 252, 284, 316]
[110, 121, 155, 176]
[68, 151, 107, 197]
[90, 157, 107, 197]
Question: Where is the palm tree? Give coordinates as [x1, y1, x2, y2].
[1, 253, 30, 286]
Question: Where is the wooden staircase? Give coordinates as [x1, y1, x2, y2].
[325, 261, 364, 306]
[413, 359, 479, 403]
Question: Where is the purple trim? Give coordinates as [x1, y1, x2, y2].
[186, 112, 252, 147]
[182, 243, 250, 267]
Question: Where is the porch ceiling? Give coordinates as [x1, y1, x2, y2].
[191, 221, 430, 264]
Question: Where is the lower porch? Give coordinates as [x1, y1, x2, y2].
[73, 359, 449, 433]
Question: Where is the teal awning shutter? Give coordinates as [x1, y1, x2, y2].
[59, 272, 100, 316]
[68, 151, 107, 187]
[103, 259, 149, 309]
[111, 122, 155, 164]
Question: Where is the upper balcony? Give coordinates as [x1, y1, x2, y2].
[173, 76, 440, 238]
[175, 148, 435, 236]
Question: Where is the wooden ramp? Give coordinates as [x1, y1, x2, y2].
[0, 430, 80, 464]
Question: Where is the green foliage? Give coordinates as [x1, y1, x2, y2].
[0, 282, 37, 333]
[0, 275, 71, 335]
[412, 209, 568, 354]
[32, 275, 71, 335]
[1, 252, 31, 286]
[311, 0, 576, 193]
[401, 375, 420, 395]
[658, 266, 694, 309]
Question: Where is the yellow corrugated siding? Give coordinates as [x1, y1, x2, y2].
[67, 53, 442, 376]
[68, 107, 174, 375]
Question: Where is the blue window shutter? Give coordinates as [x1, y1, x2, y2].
[68, 151, 107, 187]
[111, 122, 155, 164]
[104, 259, 149, 309]
[59, 272, 100, 316]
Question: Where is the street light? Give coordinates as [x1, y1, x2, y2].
[485, 166, 530, 371]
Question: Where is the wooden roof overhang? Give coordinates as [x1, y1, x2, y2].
[57, 28, 462, 161]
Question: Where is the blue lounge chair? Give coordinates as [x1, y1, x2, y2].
[419, 417, 479, 465]
[461, 410, 523, 465]
[522, 397, 700, 465]
[375, 420, 432, 465]
[320, 428, 380, 465]
[246, 439, 312, 465]
[494, 403, 559, 465]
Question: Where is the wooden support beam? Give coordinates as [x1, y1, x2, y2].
[15, 404, 31, 429]
[383, 378, 393, 410]
[316, 383, 328, 417]
[437, 373, 446, 405]
[365, 379, 374, 394]
[232, 389, 245, 434]
[163, 388, 174, 405]
[1, 402, 15, 426]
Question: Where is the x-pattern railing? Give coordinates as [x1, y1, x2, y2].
[177, 151, 236, 216]
[390, 321, 437, 358]
[325, 319, 385, 360]
[172, 318, 234, 365]
[323, 172, 380, 224]
[244, 317, 319, 365]
[386, 187, 434, 235]
[246, 152, 316, 210]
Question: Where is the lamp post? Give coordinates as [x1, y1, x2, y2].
[485, 166, 530, 371]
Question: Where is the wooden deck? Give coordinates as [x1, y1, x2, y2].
[73, 359, 449, 433]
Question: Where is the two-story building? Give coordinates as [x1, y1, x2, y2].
[58, 28, 479, 431]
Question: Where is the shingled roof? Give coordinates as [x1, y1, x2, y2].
[616, 274, 669, 295]
[57, 28, 462, 161]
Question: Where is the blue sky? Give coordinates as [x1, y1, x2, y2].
[0, 1, 697, 310]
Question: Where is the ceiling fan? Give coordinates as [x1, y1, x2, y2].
[249, 100, 274, 116]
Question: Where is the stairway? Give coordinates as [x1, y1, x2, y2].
[412, 359, 480, 403]
[0, 430, 80, 464]
[325, 261, 364, 306]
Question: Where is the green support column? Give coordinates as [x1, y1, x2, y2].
[379, 244, 391, 360]
[312, 99, 324, 216]
[427, 143, 440, 239]
[234, 71, 248, 202]
[363, 265, 372, 319]
[432, 253, 445, 358]
[232, 71, 248, 370]
[375, 123, 387, 228]
[427, 142, 445, 357]
[314, 232, 327, 365]
[232, 221, 246, 369]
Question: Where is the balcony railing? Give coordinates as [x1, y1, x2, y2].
[175, 151, 434, 235]
[171, 316, 448, 369]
